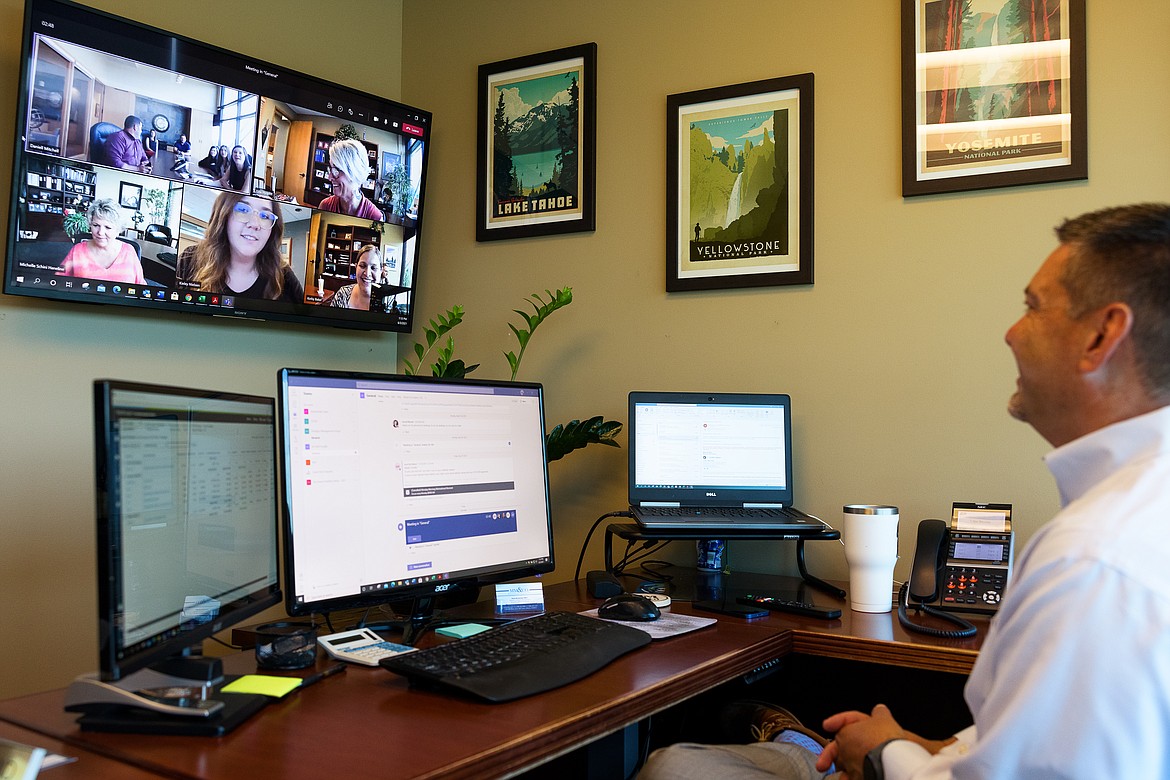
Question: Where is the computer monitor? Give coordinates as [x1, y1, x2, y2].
[278, 368, 555, 643]
[65, 380, 281, 731]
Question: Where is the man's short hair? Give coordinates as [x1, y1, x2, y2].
[123, 115, 143, 130]
[1056, 203, 1170, 396]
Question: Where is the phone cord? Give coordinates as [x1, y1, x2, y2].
[896, 582, 978, 638]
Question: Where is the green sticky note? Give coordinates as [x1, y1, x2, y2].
[221, 674, 302, 699]
[435, 623, 492, 639]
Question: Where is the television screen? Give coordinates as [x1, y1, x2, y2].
[5, 0, 430, 332]
[277, 368, 555, 642]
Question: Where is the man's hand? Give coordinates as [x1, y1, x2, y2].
[817, 704, 956, 778]
[816, 704, 907, 778]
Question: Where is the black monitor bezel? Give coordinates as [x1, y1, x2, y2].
[94, 379, 282, 681]
[6, 0, 431, 333]
[276, 367, 556, 620]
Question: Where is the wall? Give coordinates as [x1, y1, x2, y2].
[4, 0, 1169, 700]
[0, 0, 404, 698]
[397, 2, 1170, 590]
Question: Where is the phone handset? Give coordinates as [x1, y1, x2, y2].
[908, 518, 947, 602]
[897, 519, 978, 638]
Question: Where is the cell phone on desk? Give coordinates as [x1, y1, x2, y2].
[692, 600, 768, 619]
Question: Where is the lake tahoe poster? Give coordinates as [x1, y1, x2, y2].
[477, 44, 596, 241]
[669, 74, 812, 291]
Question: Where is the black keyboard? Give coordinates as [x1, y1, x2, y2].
[379, 611, 652, 702]
[639, 506, 800, 518]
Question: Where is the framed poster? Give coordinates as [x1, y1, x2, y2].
[667, 73, 814, 292]
[380, 151, 400, 181]
[476, 43, 596, 242]
[901, 0, 1087, 197]
[118, 182, 142, 209]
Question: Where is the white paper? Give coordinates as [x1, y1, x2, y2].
[494, 582, 545, 614]
[955, 509, 1009, 532]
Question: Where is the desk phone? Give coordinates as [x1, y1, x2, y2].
[317, 628, 417, 666]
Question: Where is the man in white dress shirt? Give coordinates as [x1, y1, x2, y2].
[640, 203, 1170, 780]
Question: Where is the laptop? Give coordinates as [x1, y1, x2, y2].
[627, 391, 826, 532]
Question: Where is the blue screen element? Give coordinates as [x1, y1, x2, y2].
[405, 511, 518, 544]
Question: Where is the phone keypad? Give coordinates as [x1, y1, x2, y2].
[941, 566, 1007, 608]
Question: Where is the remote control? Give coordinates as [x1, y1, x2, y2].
[736, 594, 842, 620]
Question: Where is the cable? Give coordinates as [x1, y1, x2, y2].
[616, 542, 666, 573]
[574, 510, 635, 582]
[631, 559, 675, 586]
[895, 582, 978, 638]
[613, 538, 663, 576]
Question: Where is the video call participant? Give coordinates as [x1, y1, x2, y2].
[218, 145, 252, 192]
[104, 115, 151, 173]
[143, 128, 159, 161]
[171, 134, 192, 178]
[56, 198, 145, 284]
[319, 139, 383, 220]
[176, 191, 303, 303]
[198, 145, 225, 178]
[323, 244, 380, 310]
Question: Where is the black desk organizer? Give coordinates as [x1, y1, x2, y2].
[603, 522, 845, 600]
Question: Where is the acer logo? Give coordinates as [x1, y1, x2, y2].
[435, 584, 453, 592]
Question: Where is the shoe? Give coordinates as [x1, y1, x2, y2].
[720, 700, 829, 747]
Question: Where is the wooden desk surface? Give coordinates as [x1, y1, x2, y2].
[0, 577, 983, 780]
[0, 720, 162, 779]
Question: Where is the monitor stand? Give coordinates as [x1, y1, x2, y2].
[64, 656, 268, 735]
[356, 593, 513, 645]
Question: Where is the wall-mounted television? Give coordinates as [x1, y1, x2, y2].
[5, 0, 430, 332]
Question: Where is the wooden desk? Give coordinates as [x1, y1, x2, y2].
[0, 578, 983, 779]
[0, 720, 162, 779]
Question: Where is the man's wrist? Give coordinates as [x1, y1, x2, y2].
[863, 739, 900, 780]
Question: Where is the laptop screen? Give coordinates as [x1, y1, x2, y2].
[628, 392, 794, 508]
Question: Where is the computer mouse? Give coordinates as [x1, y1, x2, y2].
[598, 593, 661, 622]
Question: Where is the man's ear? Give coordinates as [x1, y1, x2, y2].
[1079, 302, 1134, 373]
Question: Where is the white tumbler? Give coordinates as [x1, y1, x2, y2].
[842, 505, 900, 613]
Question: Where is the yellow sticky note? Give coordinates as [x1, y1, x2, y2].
[221, 674, 302, 699]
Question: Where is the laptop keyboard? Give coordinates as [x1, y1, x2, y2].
[638, 506, 804, 519]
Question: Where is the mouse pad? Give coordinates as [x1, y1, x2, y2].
[580, 609, 715, 640]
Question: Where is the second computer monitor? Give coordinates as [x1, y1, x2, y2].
[277, 368, 554, 633]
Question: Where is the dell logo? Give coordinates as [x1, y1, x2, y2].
[706, 492, 718, 497]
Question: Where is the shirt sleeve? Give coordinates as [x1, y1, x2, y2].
[124, 243, 146, 284]
[886, 557, 1170, 779]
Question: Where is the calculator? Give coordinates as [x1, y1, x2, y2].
[317, 628, 417, 666]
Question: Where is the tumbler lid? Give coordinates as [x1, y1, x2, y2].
[843, 504, 899, 515]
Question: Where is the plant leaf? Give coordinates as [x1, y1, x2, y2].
[545, 416, 623, 462]
[505, 287, 572, 381]
[401, 305, 465, 376]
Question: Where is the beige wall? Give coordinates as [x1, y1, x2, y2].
[397, 2, 1170, 593]
[2, 0, 1168, 700]
[0, 0, 403, 698]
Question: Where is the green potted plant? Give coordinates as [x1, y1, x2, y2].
[403, 287, 622, 462]
[62, 208, 88, 242]
[333, 124, 360, 142]
[388, 164, 416, 219]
